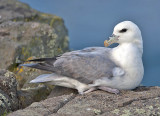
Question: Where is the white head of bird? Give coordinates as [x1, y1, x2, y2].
[104, 21, 143, 53]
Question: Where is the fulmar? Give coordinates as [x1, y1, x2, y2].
[20, 21, 144, 94]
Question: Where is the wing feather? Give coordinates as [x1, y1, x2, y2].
[53, 47, 118, 83]
[20, 47, 123, 84]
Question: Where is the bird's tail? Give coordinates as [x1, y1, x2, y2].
[30, 73, 58, 83]
[19, 57, 58, 72]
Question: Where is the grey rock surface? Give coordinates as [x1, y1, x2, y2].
[0, 69, 52, 115]
[8, 86, 160, 116]
[0, 0, 69, 90]
[48, 86, 77, 98]
[17, 84, 52, 109]
[0, 69, 18, 115]
[0, 0, 69, 113]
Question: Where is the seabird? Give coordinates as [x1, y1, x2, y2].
[20, 21, 144, 94]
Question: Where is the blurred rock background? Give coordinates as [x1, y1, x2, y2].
[0, 0, 69, 115]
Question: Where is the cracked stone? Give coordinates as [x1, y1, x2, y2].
[8, 86, 160, 116]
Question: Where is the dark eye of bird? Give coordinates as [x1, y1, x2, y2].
[119, 28, 127, 33]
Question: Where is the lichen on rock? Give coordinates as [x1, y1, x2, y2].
[0, 0, 69, 113]
[7, 87, 160, 116]
[0, 69, 18, 115]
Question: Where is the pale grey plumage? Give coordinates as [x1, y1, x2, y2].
[22, 47, 121, 84]
[53, 47, 119, 83]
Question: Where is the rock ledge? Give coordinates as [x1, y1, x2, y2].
[8, 86, 160, 116]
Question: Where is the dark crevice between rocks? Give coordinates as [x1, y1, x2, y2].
[8, 45, 31, 72]
[132, 86, 150, 92]
[28, 94, 77, 116]
[53, 95, 77, 114]
[8, 63, 20, 73]
[118, 99, 136, 108]
[41, 103, 53, 114]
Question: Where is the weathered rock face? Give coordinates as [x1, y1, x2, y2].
[0, 0, 36, 23]
[0, 69, 18, 115]
[0, 69, 52, 115]
[0, 0, 69, 90]
[0, 21, 68, 70]
[17, 84, 52, 109]
[0, 0, 69, 113]
[8, 86, 160, 116]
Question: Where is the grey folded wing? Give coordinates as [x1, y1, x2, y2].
[21, 47, 123, 84]
[53, 47, 119, 83]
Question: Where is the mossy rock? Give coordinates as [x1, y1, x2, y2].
[0, 69, 18, 115]
[0, 0, 69, 91]
[0, 0, 69, 110]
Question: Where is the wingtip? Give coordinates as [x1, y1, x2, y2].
[29, 78, 41, 83]
[29, 80, 36, 83]
[18, 63, 37, 67]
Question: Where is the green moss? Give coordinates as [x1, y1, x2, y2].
[2, 110, 9, 116]
[8, 63, 19, 73]
[93, 109, 102, 115]
[112, 109, 120, 115]
[13, 19, 16, 22]
[135, 108, 145, 114]
[62, 36, 69, 51]
[147, 105, 153, 110]
[50, 18, 56, 27]
[21, 46, 32, 59]
[122, 109, 131, 116]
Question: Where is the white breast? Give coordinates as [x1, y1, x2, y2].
[111, 43, 144, 89]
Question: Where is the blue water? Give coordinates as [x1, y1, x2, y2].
[20, 0, 160, 86]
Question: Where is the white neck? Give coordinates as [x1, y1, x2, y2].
[111, 42, 143, 68]
[133, 39, 143, 55]
[110, 42, 144, 90]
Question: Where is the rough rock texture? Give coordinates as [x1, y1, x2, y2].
[8, 86, 160, 116]
[47, 86, 77, 98]
[0, 69, 18, 115]
[0, 0, 69, 69]
[0, 0, 69, 113]
[0, 0, 69, 89]
[0, 69, 52, 115]
[18, 84, 52, 109]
